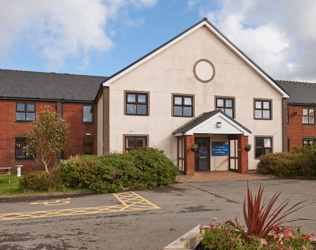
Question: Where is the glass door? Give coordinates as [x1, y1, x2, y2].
[195, 138, 210, 171]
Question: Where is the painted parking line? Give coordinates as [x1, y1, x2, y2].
[0, 192, 159, 221]
[30, 198, 71, 206]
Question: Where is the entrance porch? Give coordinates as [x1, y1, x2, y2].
[173, 110, 252, 175]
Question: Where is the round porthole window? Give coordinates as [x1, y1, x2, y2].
[193, 59, 215, 83]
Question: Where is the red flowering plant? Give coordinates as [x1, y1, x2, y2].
[199, 181, 315, 249]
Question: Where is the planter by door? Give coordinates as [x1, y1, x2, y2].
[244, 147, 251, 152]
[191, 148, 198, 152]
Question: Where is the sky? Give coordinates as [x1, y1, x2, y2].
[0, 0, 315, 81]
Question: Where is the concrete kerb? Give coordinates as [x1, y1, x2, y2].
[163, 225, 201, 250]
[0, 187, 132, 200]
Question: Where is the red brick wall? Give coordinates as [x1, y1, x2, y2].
[184, 135, 195, 175]
[0, 100, 97, 172]
[0, 101, 57, 172]
[287, 106, 316, 152]
[63, 103, 97, 160]
[237, 134, 248, 174]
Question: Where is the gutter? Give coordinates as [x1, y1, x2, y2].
[182, 132, 186, 175]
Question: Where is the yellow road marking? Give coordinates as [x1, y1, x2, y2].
[0, 192, 159, 221]
[30, 198, 71, 206]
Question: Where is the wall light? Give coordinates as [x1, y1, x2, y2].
[216, 122, 222, 128]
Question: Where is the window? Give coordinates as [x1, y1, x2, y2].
[302, 108, 314, 124]
[83, 105, 94, 123]
[255, 137, 272, 158]
[173, 96, 193, 117]
[84, 141, 93, 155]
[303, 139, 315, 147]
[126, 93, 148, 115]
[177, 137, 184, 171]
[15, 138, 32, 159]
[16, 103, 35, 121]
[254, 100, 271, 119]
[125, 136, 147, 152]
[216, 98, 234, 118]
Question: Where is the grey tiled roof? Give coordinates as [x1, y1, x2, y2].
[277, 80, 316, 104]
[172, 110, 252, 134]
[0, 69, 107, 101]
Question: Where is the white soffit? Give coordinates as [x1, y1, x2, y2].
[185, 113, 251, 136]
[103, 20, 289, 98]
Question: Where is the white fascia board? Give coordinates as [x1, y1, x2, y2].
[103, 20, 289, 99]
[174, 133, 184, 137]
[185, 113, 250, 136]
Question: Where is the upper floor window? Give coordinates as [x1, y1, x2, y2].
[173, 96, 193, 117]
[216, 98, 234, 118]
[125, 136, 147, 152]
[16, 138, 33, 159]
[254, 100, 271, 120]
[16, 103, 35, 121]
[83, 105, 94, 123]
[255, 137, 272, 158]
[302, 108, 314, 124]
[126, 93, 148, 116]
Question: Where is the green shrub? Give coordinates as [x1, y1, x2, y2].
[257, 145, 316, 178]
[19, 168, 64, 192]
[257, 152, 298, 178]
[19, 147, 179, 194]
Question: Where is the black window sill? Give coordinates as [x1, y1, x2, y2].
[83, 122, 95, 125]
[15, 158, 35, 162]
[15, 121, 33, 124]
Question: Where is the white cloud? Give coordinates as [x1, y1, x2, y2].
[202, 0, 316, 81]
[0, 0, 158, 71]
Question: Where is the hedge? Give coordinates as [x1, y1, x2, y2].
[19, 147, 179, 193]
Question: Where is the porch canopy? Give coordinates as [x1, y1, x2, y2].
[172, 110, 251, 136]
[172, 110, 252, 175]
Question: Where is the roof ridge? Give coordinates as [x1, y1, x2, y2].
[277, 80, 316, 84]
[0, 69, 107, 78]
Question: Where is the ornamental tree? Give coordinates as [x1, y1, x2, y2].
[22, 106, 69, 172]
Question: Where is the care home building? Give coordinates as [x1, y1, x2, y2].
[0, 18, 314, 175]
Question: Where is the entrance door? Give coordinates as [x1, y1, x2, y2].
[229, 139, 238, 171]
[195, 138, 210, 171]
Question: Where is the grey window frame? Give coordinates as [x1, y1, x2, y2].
[173, 95, 193, 117]
[254, 100, 272, 120]
[302, 108, 315, 125]
[16, 102, 36, 122]
[126, 92, 148, 116]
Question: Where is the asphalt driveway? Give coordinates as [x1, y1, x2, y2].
[0, 178, 315, 250]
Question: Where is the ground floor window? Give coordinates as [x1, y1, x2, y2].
[15, 138, 32, 159]
[255, 137, 272, 158]
[125, 136, 147, 152]
[177, 137, 184, 171]
[83, 139, 94, 155]
[303, 139, 315, 147]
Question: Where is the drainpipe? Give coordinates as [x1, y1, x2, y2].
[182, 132, 186, 175]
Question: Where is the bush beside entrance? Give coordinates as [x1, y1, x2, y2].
[257, 145, 316, 178]
[19, 147, 179, 193]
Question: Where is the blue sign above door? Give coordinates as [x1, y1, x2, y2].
[212, 142, 229, 156]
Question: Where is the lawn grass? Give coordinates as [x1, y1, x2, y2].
[0, 173, 26, 196]
[0, 173, 87, 196]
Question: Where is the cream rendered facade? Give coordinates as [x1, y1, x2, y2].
[97, 20, 287, 171]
